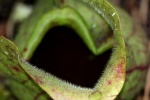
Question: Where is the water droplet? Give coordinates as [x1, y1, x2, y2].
[112, 13, 115, 16]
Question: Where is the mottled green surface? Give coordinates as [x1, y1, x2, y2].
[114, 5, 149, 100]
[0, 37, 50, 100]
[0, 0, 149, 100]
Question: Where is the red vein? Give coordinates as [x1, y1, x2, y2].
[126, 65, 149, 74]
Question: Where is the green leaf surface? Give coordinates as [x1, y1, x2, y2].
[0, 37, 49, 100]
[0, 0, 126, 100]
[1, 0, 149, 99]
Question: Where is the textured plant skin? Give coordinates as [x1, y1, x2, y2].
[0, 0, 148, 100]
[114, 7, 149, 100]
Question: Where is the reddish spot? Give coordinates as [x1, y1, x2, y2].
[107, 80, 112, 85]
[23, 48, 27, 52]
[116, 64, 123, 74]
[34, 75, 43, 84]
[12, 66, 20, 72]
[61, 0, 64, 3]
[126, 65, 148, 74]
[115, 60, 125, 78]
[34, 91, 45, 100]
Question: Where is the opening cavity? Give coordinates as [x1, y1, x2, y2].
[30, 26, 112, 88]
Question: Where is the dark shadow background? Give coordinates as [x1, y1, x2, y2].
[30, 26, 111, 88]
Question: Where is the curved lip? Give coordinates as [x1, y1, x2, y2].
[19, 2, 126, 99]
[2, 0, 126, 99]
